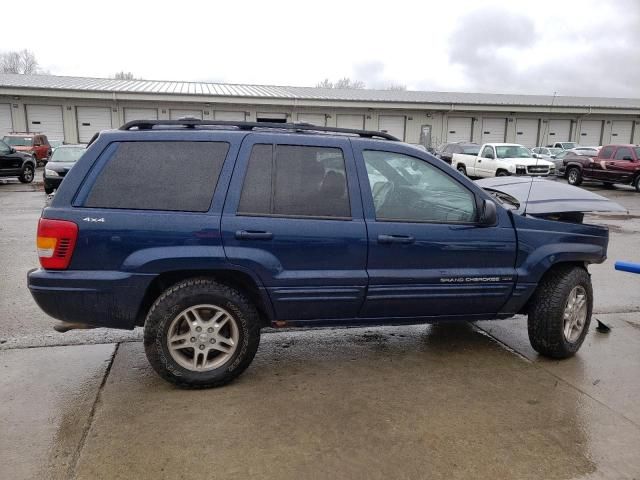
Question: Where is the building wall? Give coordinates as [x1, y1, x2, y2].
[1, 92, 639, 147]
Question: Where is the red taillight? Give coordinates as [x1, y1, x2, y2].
[37, 218, 78, 270]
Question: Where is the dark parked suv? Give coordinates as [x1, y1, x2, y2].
[0, 139, 36, 183]
[28, 120, 612, 388]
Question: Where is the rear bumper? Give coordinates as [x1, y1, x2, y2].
[27, 268, 155, 330]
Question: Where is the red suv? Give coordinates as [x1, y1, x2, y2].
[2, 133, 52, 166]
[560, 144, 640, 191]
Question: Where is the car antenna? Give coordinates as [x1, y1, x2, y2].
[524, 91, 557, 215]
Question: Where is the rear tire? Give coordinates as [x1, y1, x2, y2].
[144, 278, 261, 388]
[527, 266, 592, 359]
[566, 167, 582, 186]
[456, 164, 467, 176]
[634, 176, 640, 193]
[19, 164, 34, 183]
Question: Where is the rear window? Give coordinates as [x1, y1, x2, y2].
[3, 136, 33, 146]
[461, 145, 480, 155]
[238, 144, 351, 218]
[85, 141, 229, 211]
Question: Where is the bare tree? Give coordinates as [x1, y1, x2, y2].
[316, 77, 366, 89]
[384, 83, 407, 91]
[334, 77, 365, 89]
[316, 78, 334, 88]
[113, 71, 136, 80]
[0, 49, 41, 74]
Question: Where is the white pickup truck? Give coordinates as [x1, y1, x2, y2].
[453, 143, 555, 178]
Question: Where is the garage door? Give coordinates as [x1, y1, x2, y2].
[578, 120, 602, 146]
[26, 105, 64, 141]
[547, 120, 571, 142]
[515, 118, 539, 147]
[170, 109, 202, 120]
[214, 111, 246, 121]
[76, 107, 112, 143]
[297, 113, 326, 126]
[124, 108, 158, 123]
[337, 114, 364, 130]
[446, 117, 472, 143]
[611, 120, 633, 143]
[0, 104, 13, 136]
[481, 118, 506, 143]
[378, 115, 406, 141]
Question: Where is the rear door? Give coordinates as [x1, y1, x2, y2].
[221, 133, 368, 322]
[353, 140, 517, 319]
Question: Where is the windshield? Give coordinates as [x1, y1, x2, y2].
[49, 147, 85, 162]
[3, 136, 33, 146]
[462, 145, 480, 155]
[549, 148, 563, 155]
[495, 146, 532, 159]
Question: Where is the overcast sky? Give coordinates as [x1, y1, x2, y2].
[3, 0, 639, 97]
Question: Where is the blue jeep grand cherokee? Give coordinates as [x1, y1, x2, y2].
[28, 119, 610, 388]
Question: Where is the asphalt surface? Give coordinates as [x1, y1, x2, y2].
[1, 171, 640, 479]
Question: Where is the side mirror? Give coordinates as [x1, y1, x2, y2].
[550, 155, 556, 159]
[532, 153, 540, 159]
[479, 199, 497, 226]
[9, 147, 15, 154]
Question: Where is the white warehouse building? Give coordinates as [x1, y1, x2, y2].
[0, 73, 639, 148]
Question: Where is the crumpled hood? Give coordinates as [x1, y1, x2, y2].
[476, 177, 627, 214]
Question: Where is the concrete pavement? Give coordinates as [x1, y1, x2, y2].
[1, 178, 640, 479]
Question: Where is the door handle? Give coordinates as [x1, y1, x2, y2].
[377, 234, 415, 244]
[235, 230, 273, 240]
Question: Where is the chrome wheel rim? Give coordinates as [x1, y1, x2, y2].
[166, 304, 239, 372]
[568, 170, 578, 183]
[24, 168, 33, 181]
[563, 286, 588, 343]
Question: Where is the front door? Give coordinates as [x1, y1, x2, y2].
[607, 146, 639, 184]
[476, 145, 496, 177]
[221, 133, 368, 322]
[0, 140, 21, 174]
[352, 141, 517, 319]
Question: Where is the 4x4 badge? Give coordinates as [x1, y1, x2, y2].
[82, 217, 105, 223]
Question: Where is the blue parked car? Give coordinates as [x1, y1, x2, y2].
[28, 119, 622, 388]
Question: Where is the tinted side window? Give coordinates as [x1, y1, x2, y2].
[85, 141, 229, 211]
[238, 144, 351, 219]
[614, 147, 633, 160]
[363, 150, 476, 223]
[600, 146, 614, 159]
[0, 140, 10, 154]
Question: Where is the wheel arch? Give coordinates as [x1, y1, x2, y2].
[136, 268, 274, 327]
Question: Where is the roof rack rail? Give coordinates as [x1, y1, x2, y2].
[118, 119, 400, 141]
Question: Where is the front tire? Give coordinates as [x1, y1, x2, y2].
[527, 266, 592, 359]
[144, 278, 261, 388]
[566, 167, 582, 186]
[19, 164, 35, 183]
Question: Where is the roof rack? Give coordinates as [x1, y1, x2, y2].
[118, 119, 400, 141]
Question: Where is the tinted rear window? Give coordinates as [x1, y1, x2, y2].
[85, 141, 229, 211]
[238, 144, 351, 218]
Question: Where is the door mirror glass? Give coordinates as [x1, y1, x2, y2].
[480, 199, 497, 226]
